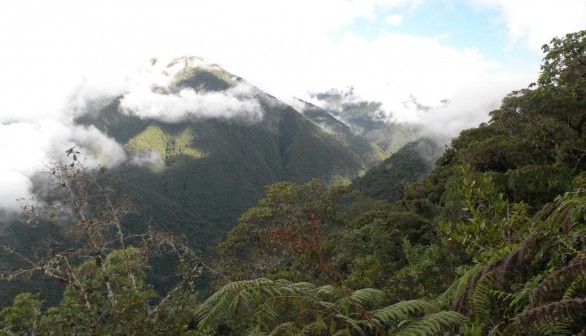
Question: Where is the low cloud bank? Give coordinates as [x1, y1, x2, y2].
[414, 75, 530, 142]
[119, 83, 263, 123]
[0, 120, 126, 211]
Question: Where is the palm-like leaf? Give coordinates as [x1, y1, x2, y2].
[394, 311, 468, 336]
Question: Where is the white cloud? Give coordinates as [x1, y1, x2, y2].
[130, 151, 164, 168]
[116, 58, 264, 122]
[300, 32, 503, 122]
[415, 73, 530, 141]
[471, 0, 586, 50]
[119, 84, 263, 123]
[0, 0, 582, 211]
[0, 120, 126, 210]
[385, 14, 404, 26]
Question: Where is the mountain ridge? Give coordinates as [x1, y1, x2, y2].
[74, 58, 406, 242]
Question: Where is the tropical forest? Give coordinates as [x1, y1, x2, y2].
[1, 30, 585, 335]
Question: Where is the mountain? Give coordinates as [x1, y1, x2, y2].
[294, 99, 385, 168]
[309, 88, 416, 156]
[75, 57, 373, 244]
[351, 137, 443, 202]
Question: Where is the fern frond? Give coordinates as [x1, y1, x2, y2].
[287, 281, 316, 292]
[300, 316, 327, 335]
[252, 299, 281, 331]
[506, 273, 543, 316]
[532, 259, 586, 306]
[395, 311, 468, 336]
[370, 300, 438, 325]
[332, 330, 352, 336]
[332, 314, 364, 333]
[563, 275, 585, 300]
[315, 284, 346, 302]
[342, 288, 386, 308]
[268, 322, 299, 336]
[436, 263, 484, 309]
[194, 278, 277, 328]
[493, 234, 539, 289]
[247, 324, 263, 336]
[472, 271, 495, 325]
[452, 263, 498, 313]
[532, 322, 573, 336]
[514, 297, 586, 329]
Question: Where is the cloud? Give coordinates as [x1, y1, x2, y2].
[414, 73, 530, 141]
[129, 151, 164, 168]
[300, 32, 504, 124]
[119, 85, 262, 123]
[117, 60, 264, 123]
[0, 120, 126, 211]
[471, 0, 586, 50]
[385, 14, 404, 26]
[0, 0, 581, 212]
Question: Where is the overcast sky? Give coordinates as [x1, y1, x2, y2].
[0, 0, 585, 210]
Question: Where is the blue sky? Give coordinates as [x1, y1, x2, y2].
[339, 1, 540, 73]
[0, 0, 584, 210]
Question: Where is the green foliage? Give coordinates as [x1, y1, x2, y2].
[439, 164, 530, 262]
[352, 138, 442, 202]
[389, 240, 448, 300]
[434, 187, 586, 335]
[195, 278, 466, 335]
[331, 210, 433, 291]
[3, 29, 586, 335]
[0, 293, 42, 335]
[539, 31, 586, 118]
[393, 311, 468, 336]
[212, 180, 355, 285]
[0, 154, 205, 335]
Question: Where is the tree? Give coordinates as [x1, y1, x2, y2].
[0, 149, 206, 335]
[212, 180, 355, 286]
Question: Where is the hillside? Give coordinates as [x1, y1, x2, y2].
[351, 137, 443, 202]
[75, 58, 370, 239]
[310, 88, 417, 156]
[296, 99, 385, 168]
[1, 30, 585, 335]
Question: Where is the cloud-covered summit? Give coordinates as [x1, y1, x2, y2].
[117, 56, 263, 123]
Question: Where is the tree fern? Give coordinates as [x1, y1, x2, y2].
[195, 278, 469, 335]
[532, 322, 573, 336]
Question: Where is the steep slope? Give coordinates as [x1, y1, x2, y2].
[296, 99, 385, 168]
[351, 138, 443, 202]
[76, 58, 365, 238]
[310, 88, 416, 156]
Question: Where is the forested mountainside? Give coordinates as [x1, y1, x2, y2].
[1, 30, 585, 335]
[295, 99, 386, 168]
[351, 137, 443, 202]
[0, 56, 407, 312]
[74, 60, 371, 239]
